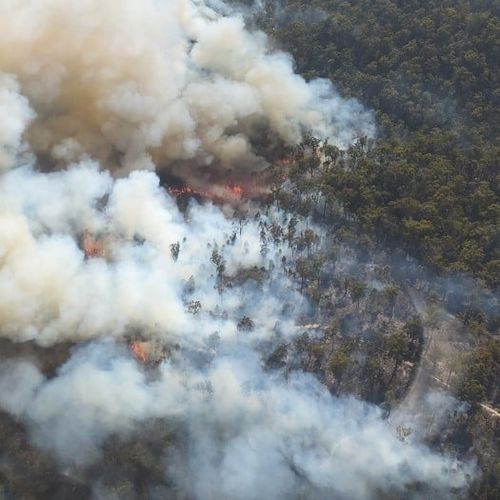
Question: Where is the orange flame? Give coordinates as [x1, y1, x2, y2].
[167, 186, 204, 197]
[130, 341, 149, 363]
[167, 183, 245, 201]
[228, 184, 243, 196]
[81, 231, 105, 259]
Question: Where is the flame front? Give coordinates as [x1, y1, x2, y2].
[167, 186, 202, 197]
[167, 183, 245, 201]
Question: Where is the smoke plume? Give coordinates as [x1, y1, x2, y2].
[0, 0, 373, 178]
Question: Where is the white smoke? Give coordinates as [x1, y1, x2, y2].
[0, 0, 373, 177]
[0, 74, 35, 172]
[0, 162, 306, 345]
[0, 159, 474, 497]
[1, 341, 474, 499]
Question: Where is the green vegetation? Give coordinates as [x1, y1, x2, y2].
[256, 0, 499, 289]
[459, 339, 500, 406]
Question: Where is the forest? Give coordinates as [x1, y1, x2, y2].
[252, 0, 499, 289]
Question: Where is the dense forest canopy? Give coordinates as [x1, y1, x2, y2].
[252, 0, 499, 289]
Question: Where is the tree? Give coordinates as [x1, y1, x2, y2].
[170, 242, 180, 262]
[328, 349, 350, 380]
[210, 247, 226, 279]
[384, 331, 410, 383]
[237, 316, 254, 332]
[350, 282, 367, 306]
[187, 300, 202, 315]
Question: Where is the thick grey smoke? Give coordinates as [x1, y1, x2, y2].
[0, 1, 473, 498]
[0, 0, 373, 177]
[0, 162, 306, 345]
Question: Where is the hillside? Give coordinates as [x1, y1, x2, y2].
[253, 0, 499, 288]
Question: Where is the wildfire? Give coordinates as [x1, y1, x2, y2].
[81, 231, 105, 259]
[130, 339, 168, 365]
[167, 183, 245, 201]
[167, 186, 205, 198]
[130, 341, 150, 363]
[228, 184, 243, 195]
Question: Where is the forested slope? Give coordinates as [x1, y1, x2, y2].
[255, 0, 499, 288]
[247, 4, 500, 497]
